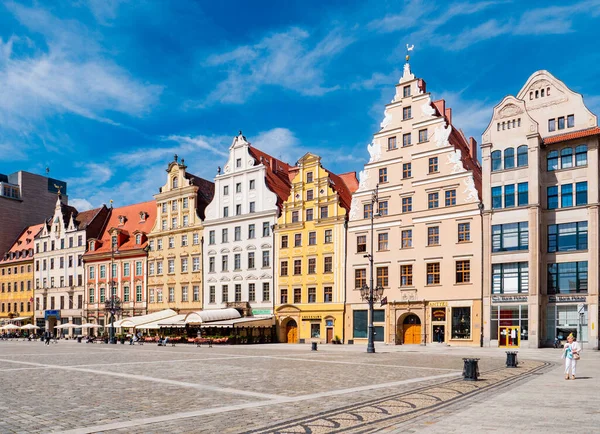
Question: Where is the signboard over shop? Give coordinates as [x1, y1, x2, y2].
[492, 295, 528, 303]
[548, 295, 586, 303]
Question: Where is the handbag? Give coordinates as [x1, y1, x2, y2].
[573, 353, 580, 360]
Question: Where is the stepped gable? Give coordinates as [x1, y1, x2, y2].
[248, 145, 293, 210]
[0, 223, 44, 264]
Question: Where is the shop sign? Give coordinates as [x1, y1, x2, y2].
[429, 302, 447, 307]
[302, 315, 321, 321]
[44, 310, 60, 320]
[252, 309, 272, 315]
[492, 295, 527, 303]
[548, 295, 586, 303]
[431, 308, 446, 321]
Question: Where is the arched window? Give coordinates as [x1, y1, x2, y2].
[172, 177, 178, 188]
[491, 150, 502, 171]
[541, 88, 545, 97]
[560, 147, 573, 169]
[504, 148, 515, 169]
[547, 150, 559, 171]
[547, 87, 551, 96]
[517, 145, 528, 167]
[135, 234, 142, 245]
[575, 145, 588, 166]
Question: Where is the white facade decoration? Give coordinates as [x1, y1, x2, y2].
[421, 96, 436, 117]
[463, 176, 479, 202]
[434, 123, 452, 148]
[367, 141, 382, 163]
[447, 149, 466, 174]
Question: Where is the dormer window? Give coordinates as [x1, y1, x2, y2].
[172, 177, 178, 189]
[89, 241, 95, 251]
[139, 211, 146, 222]
[118, 215, 126, 225]
[111, 235, 118, 249]
[135, 234, 142, 245]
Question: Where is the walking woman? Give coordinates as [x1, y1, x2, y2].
[563, 333, 581, 380]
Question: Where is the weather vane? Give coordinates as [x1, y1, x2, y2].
[53, 184, 63, 196]
[406, 43, 415, 62]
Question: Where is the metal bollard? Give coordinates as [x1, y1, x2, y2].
[462, 358, 480, 381]
[311, 342, 318, 351]
[505, 351, 518, 368]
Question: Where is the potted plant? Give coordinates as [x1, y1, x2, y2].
[333, 335, 341, 344]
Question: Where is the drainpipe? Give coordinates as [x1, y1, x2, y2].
[479, 202, 484, 347]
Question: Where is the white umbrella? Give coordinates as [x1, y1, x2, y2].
[79, 323, 99, 329]
[20, 324, 39, 330]
[2, 324, 20, 330]
[55, 323, 78, 329]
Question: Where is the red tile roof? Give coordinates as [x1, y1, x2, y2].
[326, 170, 358, 212]
[0, 223, 44, 264]
[87, 200, 156, 255]
[248, 146, 293, 210]
[543, 127, 600, 145]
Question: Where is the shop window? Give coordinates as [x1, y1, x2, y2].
[451, 307, 471, 340]
[547, 305, 588, 343]
[311, 323, 321, 338]
[353, 310, 368, 338]
[491, 305, 528, 341]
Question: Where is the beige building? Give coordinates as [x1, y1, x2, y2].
[481, 70, 600, 349]
[147, 156, 214, 314]
[346, 61, 483, 347]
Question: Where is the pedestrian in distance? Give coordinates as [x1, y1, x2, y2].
[562, 333, 581, 380]
[44, 330, 50, 346]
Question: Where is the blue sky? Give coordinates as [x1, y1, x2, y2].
[1, 0, 599, 211]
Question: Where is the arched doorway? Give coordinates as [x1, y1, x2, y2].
[285, 319, 298, 343]
[402, 314, 421, 345]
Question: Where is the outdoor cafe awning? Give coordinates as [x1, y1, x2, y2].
[200, 316, 275, 328]
[7, 316, 31, 322]
[184, 308, 241, 324]
[116, 309, 178, 329]
[136, 314, 187, 330]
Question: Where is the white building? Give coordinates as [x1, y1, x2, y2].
[34, 197, 110, 334]
[203, 133, 292, 315]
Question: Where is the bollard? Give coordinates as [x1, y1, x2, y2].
[505, 351, 518, 368]
[311, 342, 318, 351]
[462, 358, 480, 381]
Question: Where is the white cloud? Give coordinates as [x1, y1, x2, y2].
[251, 128, 300, 164]
[70, 198, 94, 211]
[85, 0, 127, 25]
[438, 90, 495, 141]
[199, 27, 354, 107]
[350, 69, 401, 90]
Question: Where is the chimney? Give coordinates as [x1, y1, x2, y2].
[432, 99, 445, 118]
[445, 108, 452, 124]
[417, 79, 426, 93]
[469, 137, 478, 161]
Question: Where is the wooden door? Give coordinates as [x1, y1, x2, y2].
[326, 328, 333, 343]
[404, 324, 421, 344]
[286, 322, 298, 343]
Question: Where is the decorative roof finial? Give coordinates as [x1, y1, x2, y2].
[181, 158, 185, 165]
[53, 184, 63, 197]
[239, 130, 243, 136]
[406, 43, 414, 62]
[174, 154, 178, 162]
[110, 199, 113, 209]
[217, 166, 221, 174]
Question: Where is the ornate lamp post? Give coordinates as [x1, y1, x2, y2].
[105, 296, 121, 344]
[360, 184, 384, 354]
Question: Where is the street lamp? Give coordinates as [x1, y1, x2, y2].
[360, 184, 384, 354]
[105, 296, 121, 344]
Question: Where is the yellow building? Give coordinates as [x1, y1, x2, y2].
[147, 156, 214, 315]
[0, 224, 43, 324]
[275, 153, 358, 344]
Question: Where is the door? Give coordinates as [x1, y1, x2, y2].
[286, 320, 298, 343]
[403, 315, 421, 344]
[499, 326, 520, 347]
[433, 325, 445, 343]
[326, 328, 333, 343]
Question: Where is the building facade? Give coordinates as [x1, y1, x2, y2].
[83, 201, 155, 329]
[203, 133, 292, 316]
[274, 153, 358, 344]
[481, 70, 600, 348]
[346, 61, 483, 347]
[34, 198, 110, 334]
[0, 171, 67, 255]
[0, 224, 43, 324]
[147, 155, 214, 314]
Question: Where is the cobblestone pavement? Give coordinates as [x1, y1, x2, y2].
[0, 341, 563, 433]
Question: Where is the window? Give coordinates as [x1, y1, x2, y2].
[234, 226, 241, 241]
[378, 201, 388, 216]
[401, 229, 412, 248]
[168, 259, 175, 274]
[491, 150, 501, 171]
[249, 180, 255, 190]
[168, 287, 175, 303]
[548, 261, 587, 294]
[567, 114, 574, 128]
[280, 288, 288, 304]
[548, 222, 588, 253]
[308, 258, 316, 274]
[294, 260, 301, 275]
[309, 231, 316, 245]
[306, 190, 314, 201]
[306, 172, 313, 183]
[575, 145, 587, 166]
[249, 202, 256, 213]
[294, 233, 301, 247]
[208, 256, 215, 273]
[209, 286, 215, 303]
[123, 263, 130, 277]
[248, 252, 255, 269]
[561, 184, 573, 208]
[181, 286, 188, 302]
[209, 231, 215, 245]
[428, 157, 438, 173]
[263, 282, 270, 301]
[324, 287, 332, 303]
[518, 182, 528, 206]
[403, 106, 411, 120]
[223, 207, 228, 217]
[281, 235, 288, 248]
[236, 158, 242, 168]
[262, 222, 270, 237]
[379, 168, 388, 183]
[235, 284, 241, 302]
[402, 163, 411, 179]
[281, 261, 288, 276]
[149, 262, 155, 275]
[376, 266, 388, 287]
[402, 197, 412, 212]
[294, 288, 301, 303]
[456, 260, 470, 283]
[388, 137, 397, 150]
[357, 235, 367, 252]
[547, 186, 559, 209]
[576, 182, 587, 206]
[403, 133, 411, 147]
[427, 263, 440, 285]
[89, 288, 95, 304]
[504, 148, 515, 169]
[161, 203, 167, 213]
[234, 254, 241, 270]
[458, 223, 470, 242]
[492, 222, 528, 252]
[320, 206, 328, 219]
[223, 185, 229, 196]
[363, 203, 373, 219]
[172, 200, 178, 212]
[157, 261, 163, 274]
[193, 233, 199, 245]
[249, 224, 255, 239]
[517, 145, 528, 167]
[504, 184, 515, 208]
[492, 262, 529, 294]
[172, 177, 178, 188]
[262, 250, 270, 267]
[222, 285, 228, 303]
[168, 236, 175, 249]
[561, 147, 573, 169]
[248, 283, 256, 302]
[418, 129, 428, 143]
[558, 116, 565, 130]
[222, 255, 228, 271]
[324, 229, 332, 243]
[305, 287, 316, 303]
[428, 192, 439, 209]
[547, 150, 558, 171]
[400, 265, 412, 286]
[403, 85, 411, 97]
[306, 209, 313, 221]
[427, 226, 439, 246]
[378, 233, 388, 251]
[183, 197, 189, 209]
[291, 211, 299, 223]
[236, 204, 241, 215]
[324, 257, 333, 273]
[353, 310, 368, 338]
[548, 119, 556, 132]
[181, 234, 188, 247]
[451, 307, 471, 339]
[445, 190, 456, 206]
[235, 183, 241, 193]
[222, 228, 228, 243]
[89, 266, 95, 279]
[355, 269, 366, 288]
[171, 217, 177, 229]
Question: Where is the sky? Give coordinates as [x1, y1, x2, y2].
[1, 0, 599, 211]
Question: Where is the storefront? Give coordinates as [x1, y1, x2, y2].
[546, 295, 588, 344]
[490, 296, 529, 348]
[276, 304, 344, 344]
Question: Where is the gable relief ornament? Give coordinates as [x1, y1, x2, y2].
[498, 103, 523, 119]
